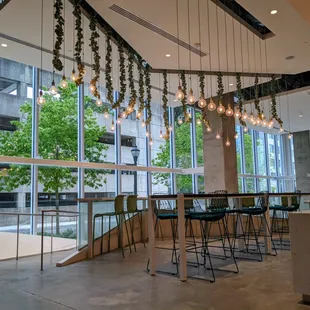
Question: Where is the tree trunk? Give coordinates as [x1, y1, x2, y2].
[55, 190, 60, 235]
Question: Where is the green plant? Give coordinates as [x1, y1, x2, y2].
[254, 74, 262, 118]
[113, 43, 126, 109]
[236, 73, 246, 127]
[162, 71, 169, 139]
[0, 82, 108, 234]
[145, 66, 152, 125]
[53, 0, 64, 72]
[105, 34, 114, 105]
[137, 63, 145, 118]
[180, 71, 189, 122]
[270, 75, 283, 126]
[73, 0, 85, 85]
[127, 53, 137, 112]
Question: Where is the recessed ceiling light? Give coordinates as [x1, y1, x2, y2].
[229, 83, 233, 86]
[1, 43, 8, 47]
[271, 10, 277, 15]
[165, 54, 171, 58]
[299, 113, 303, 118]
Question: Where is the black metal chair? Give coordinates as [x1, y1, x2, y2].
[233, 193, 277, 261]
[186, 191, 239, 282]
[270, 190, 301, 246]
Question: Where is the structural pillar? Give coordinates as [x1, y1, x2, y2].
[203, 93, 238, 193]
[293, 130, 310, 192]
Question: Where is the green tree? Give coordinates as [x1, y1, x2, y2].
[0, 82, 108, 233]
[152, 112, 204, 193]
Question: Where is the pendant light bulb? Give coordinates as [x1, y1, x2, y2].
[103, 111, 109, 119]
[206, 126, 212, 133]
[288, 132, 293, 139]
[196, 119, 202, 125]
[256, 117, 262, 125]
[159, 130, 163, 139]
[225, 104, 234, 117]
[149, 138, 153, 146]
[49, 81, 58, 96]
[141, 120, 146, 128]
[217, 102, 225, 114]
[249, 113, 255, 124]
[121, 111, 127, 119]
[178, 118, 183, 125]
[89, 83, 96, 93]
[36, 90, 46, 106]
[187, 88, 195, 105]
[168, 124, 173, 132]
[60, 75, 68, 89]
[146, 130, 149, 137]
[208, 97, 216, 111]
[242, 110, 248, 120]
[127, 106, 134, 113]
[243, 126, 249, 133]
[95, 99, 102, 107]
[225, 139, 231, 147]
[110, 121, 115, 131]
[215, 132, 221, 140]
[234, 108, 241, 118]
[175, 85, 184, 101]
[137, 111, 142, 119]
[234, 132, 239, 139]
[198, 97, 207, 108]
[117, 118, 122, 125]
[262, 119, 267, 127]
[279, 126, 284, 133]
[70, 69, 76, 82]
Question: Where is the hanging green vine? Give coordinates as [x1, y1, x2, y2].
[53, 0, 64, 72]
[73, 0, 85, 86]
[236, 73, 246, 127]
[113, 43, 126, 109]
[270, 75, 283, 126]
[105, 34, 114, 105]
[162, 71, 169, 139]
[89, 15, 101, 100]
[137, 63, 145, 118]
[217, 72, 226, 122]
[254, 74, 262, 119]
[145, 66, 152, 125]
[127, 53, 137, 112]
[180, 71, 189, 122]
[199, 72, 205, 98]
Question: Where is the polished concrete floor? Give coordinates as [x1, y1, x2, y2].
[0, 244, 308, 310]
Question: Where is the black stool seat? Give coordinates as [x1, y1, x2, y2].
[157, 213, 178, 220]
[240, 207, 266, 216]
[189, 212, 225, 222]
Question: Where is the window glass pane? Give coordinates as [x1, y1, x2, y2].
[152, 172, 171, 194]
[267, 134, 276, 176]
[176, 174, 192, 193]
[236, 126, 242, 174]
[244, 177, 255, 193]
[238, 177, 243, 193]
[256, 131, 266, 175]
[197, 175, 205, 193]
[243, 130, 254, 174]
[174, 107, 192, 169]
[257, 178, 268, 192]
[290, 138, 296, 176]
[275, 135, 283, 176]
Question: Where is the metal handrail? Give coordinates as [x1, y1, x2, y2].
[0, 211, 78, 266]
[40, 210, 79, 271]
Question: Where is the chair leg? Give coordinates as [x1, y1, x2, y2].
[127, 213, 136, 252]
[189, 219, 200, 267]
[108, 215, 111, 252]
[92, 217, 96, 258]
[249, 215, 263, 261]
[262, 213, 277, 256]
[222, 218, 239, 274]
[123, 214, 132, 253]
[115, 215, 124, 258]
[170, 218, 179, 275]
[200, 220, 215, 283]
[101, 215, 104, 254]
[217, 220, 228, 259]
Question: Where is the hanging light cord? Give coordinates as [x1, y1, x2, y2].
[259, 31, 264, 111]
[63, 0, 66, 76]
[206, 0, 212, 96]
[224, 5, 229, 102]
[40, 0, 44, 88]
[187, 0, 192, 86]
[198, 0, 202, 72]
[176, 0, 180, 82]
[239, 7, 245, 97]
[232, 15, 237, 95]
[72, 5, 75, 70]
[52, 0, 55, 82]
[216, 4, 220, 72]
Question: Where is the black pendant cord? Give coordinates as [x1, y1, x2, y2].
[232, 14, 237, 97]
[216, 3, 220, 73]
[285, 76, 291, 133]
[187, 0, 192, 89]
[72, 6, 75, 72]
[259, 31, 264, 113]
[63, 0, 66, 77]
[252, 31, 257, 115]
[198, 0, 202, 73]
[206, 0, 213, 97]
[176, 0, 181, 84]
[239, 7, 245, 100]
[224, 3, 230, 105]
[40, 0, 44, 89]
[52, 0, 55, 83]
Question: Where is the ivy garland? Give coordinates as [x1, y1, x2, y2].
[105, 35, 114, 105]
[254, 74, 262, 118]
[270, 75, 283, 126]
[137, 63, 145, 118]
[113, 43, 126, 109]
[127, 53, 137, 112]
[89, 15, 101, 100]
[162, 71, 169, 139]
[53, 0, 64, 72]
[199, 72, 205, 98]
[73, 0, 85, 86]
[236, 73, 246, 127]
[217, 72, 225, 122]
[145, 66, 152, 125]
[180, 71, 189, 122]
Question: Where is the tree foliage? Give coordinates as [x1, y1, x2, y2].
[0, 81, 108, 193]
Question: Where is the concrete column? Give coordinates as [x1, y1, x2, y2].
[203, 93, 238, 193]
[293, 131, 310, 192]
